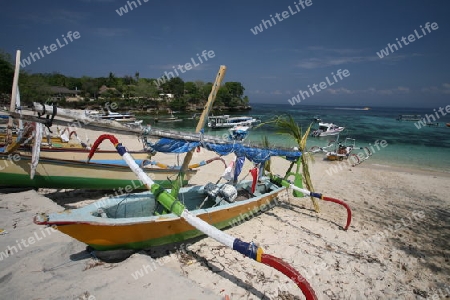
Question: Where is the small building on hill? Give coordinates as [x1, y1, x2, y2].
[50, 86, 82, 102]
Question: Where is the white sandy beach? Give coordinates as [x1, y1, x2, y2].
[1, 128, 449, 300]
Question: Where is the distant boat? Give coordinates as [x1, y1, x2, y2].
[228, 125, 250, 141]
[426, 122, 439, 127]
[86, 110, 136, 123]
[446, 123, 450, 127]
[125, 119, 144, 129]
[311, 122, 345, 137]
[207, 115, 260, 129]
[334, 107, 370, 111]
[188, 113, 200, 120]
[155, 113, 182, 123]
[396, 114, 421, 121]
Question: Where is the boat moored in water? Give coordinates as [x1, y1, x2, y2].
[207, 115, 260, 129]
[86, 110, 136, 123]
[228, 125, 250, 141]
[396, 114, 421, 121]
[311, 122, 345, 137]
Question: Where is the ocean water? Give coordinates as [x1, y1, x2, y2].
[141, 104, 450, 173]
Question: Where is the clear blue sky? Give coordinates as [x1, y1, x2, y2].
[1, 0, 449, 108]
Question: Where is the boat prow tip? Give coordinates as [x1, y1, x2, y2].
[33, 213, 49, 225]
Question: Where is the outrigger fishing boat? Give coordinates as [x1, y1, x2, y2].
[0, 153, 195, 189]
[34, 131, 352, 245]
[29, 64, 355, 300]
[34, 125, 352, 299]
[309, 137, 372, 166]
[34, 174, 286, 250]
[0, 52, 200, 190]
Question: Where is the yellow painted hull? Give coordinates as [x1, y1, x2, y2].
[35, 183, 285, 250]
[0, 133, 76, 148]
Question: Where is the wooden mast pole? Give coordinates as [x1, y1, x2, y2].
[6, 50, 21, 144]
[171, 65, 227, 196]
[194, 65, 227, 132]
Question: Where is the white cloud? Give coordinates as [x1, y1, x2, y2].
[327, 88, 355, 95]
[80, 0, 115, 2]
[92, 28, 129, 37]
[19, 10, 89, 25]
[296, 45, 420, 69]
[422, 83, 450, 94]
[327, 86, 410, 95]
[149, 63, 211, 71]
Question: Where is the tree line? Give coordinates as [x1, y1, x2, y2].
[0, 51, 250, 113]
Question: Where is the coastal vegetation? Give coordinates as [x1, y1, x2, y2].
[0, 51, 250, 114]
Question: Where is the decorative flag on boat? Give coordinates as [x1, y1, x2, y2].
[233, 156, 246, 183]
[249, 167, 258, 193]
[221, 158, 235, 181]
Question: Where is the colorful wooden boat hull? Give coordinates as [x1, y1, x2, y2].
[18, 146, 151, 162]
[0, 133, 76, 148]
[34, 181, 286, 250]
[0, 153, 195, 189]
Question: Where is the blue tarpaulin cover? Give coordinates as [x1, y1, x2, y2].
[150, 138, 301, 164]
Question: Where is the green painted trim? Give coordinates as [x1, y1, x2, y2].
[0, 173, 186, 189]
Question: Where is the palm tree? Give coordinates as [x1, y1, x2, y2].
[273, 115, 320, 212]
[108, 72, 116, 87]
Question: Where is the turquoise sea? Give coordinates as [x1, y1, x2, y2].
[142, 104, 450, 174]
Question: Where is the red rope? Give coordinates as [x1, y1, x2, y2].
[69, 130, 77, 139]
[321, 196, 352, 230]
[87, 134, 118, 161]
[205, 156, 227, 168]
[261, 254, 318, 300]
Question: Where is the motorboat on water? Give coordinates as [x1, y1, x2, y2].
[86, 110, 136, 122]
[311, 122, 345, 137]
[396, 114, 421, 121]
[207, 115, 260, 129]
[228, 125, 250, 141]
[155, 113, 182, 123]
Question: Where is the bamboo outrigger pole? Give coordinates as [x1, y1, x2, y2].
[171, 65, 227, 197]
[6, 50, 21, 145]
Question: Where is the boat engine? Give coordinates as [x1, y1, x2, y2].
[204, 182, 237, 204]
